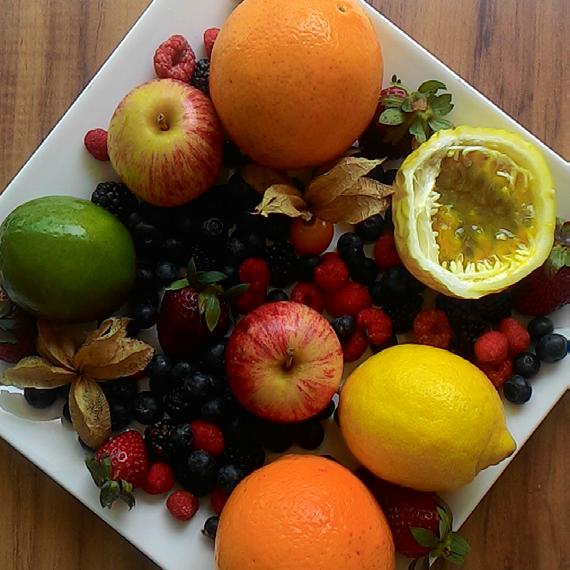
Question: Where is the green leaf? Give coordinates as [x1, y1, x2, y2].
[205, 295, 221, 332]
[187, 258, 198, 281]
[198, 292, 209, 315]
[446, 553, 467, 565]
[411, 527, 439, 548]
[85, 456, 111, 488]
[409, 118, 428, 143]
[450, 533, 471, 556]
[379, 108, 406, 126]
[197, 271, 227, 285]
[418, 79, 447, 94]
[165, 278, 189, 292]
[429, 116, 454, 132]
[119, 479, 135, 510]
[401, 96, 414, 113]
[429, 93, 454, 116]
[99, 480, 121, 509]
[382, 95, 405, 108]
[224, 283, 249, 302]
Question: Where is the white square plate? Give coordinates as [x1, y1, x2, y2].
[0, 1, 568, 569]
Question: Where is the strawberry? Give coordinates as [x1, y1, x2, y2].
[0, 289, 36, 363]
[369, 477, 470, 565]
[86, 430, 149, 508]
[157, 259, 243, 357]
[513, 220, 570, 316]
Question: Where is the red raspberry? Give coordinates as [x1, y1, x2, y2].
[325, 282, 372, 317]
[474, 331, 509, 363]
[499, 317, 530, 357]
[166, 490, 199, 521]
[356, 308, 393, 346]
[234, 286, 266, 314]
[374, 233, 401, 269]
[203, 28, 220, 58]
[314, 254, 349, 292]
[210, 486, 229, 515]
[239, 258, 270, 291]
[342, 329, 368, 362]
[153, 35, 196, 82]
[479, 359, 513, 389]
[83, 128, 109, 161]
[191, 420, 225, 456]
[291, 282, 325, 313]
[413, 309, 452, 349]
[142, 462, 175, 495]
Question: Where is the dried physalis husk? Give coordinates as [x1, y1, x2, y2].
[241, 163, 290, 194]
[69, 377, 111, 449]
[2, 356, 76, 388]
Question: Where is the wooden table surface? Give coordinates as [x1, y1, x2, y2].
[0, 1, 568, 569]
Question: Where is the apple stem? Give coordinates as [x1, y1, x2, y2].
[157, 113, 169, 131]
[284, 348, 295, 371]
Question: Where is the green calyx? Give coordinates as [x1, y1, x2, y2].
[379, 76, 454, 146]
[85, 455, 135, 509]
[408, 499, 470, 568]
[544, 219, 570, 279]
[165, 258, 249, 332]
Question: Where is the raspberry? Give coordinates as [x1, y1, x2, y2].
[474, 331, 509, 364]
[499, 317, 531, 357]
[210, 486, 229, 515]
[166, 490, 199, 521]
[153, 35, 196, 82]
[191, 420, 225, 456]
[356, 308, 393, 346]
[314, 254, 349, 292]
[291, 282, 325, 313]
[342, 329, 368, 362]
[374, 233, 401, 269]
[239, 258, 270, 291]
[234, 286, 266, 314]
[83, 128, 109, 161]
[203, 28, 220, 58]
[325, 282, 372, 317]
[142, 462, 175, 495]
[479, 359, 513, 389]
[413, 309, 452, 349]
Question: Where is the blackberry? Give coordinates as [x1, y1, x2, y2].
[382, 294, 423, 334]
[191, 58, 210, 95]
[164, 388, 200, 423]
[455, 317, 489, 358]
[222, 442, 265, 474]
[436, 295, 477, 326]
[144, 419, 175, 460]
[266, 240, 298, 287]
[475, 291, 513, 323]
[199, 217, 227, 251]
[187, 244, 218, 272]
[91, 182, 138, 222]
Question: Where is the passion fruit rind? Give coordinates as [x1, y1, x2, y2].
[393, 126, 556, 298]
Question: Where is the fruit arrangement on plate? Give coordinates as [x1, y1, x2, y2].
[0, 0, 568, 569]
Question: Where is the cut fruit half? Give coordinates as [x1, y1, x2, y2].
[393, 126, 556, 298]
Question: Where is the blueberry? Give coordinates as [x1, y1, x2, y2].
[175, 212, 200, 239]
[330, 315, 355, 341]
[267, 289, 289, 302]
[181, 371, 216, 401]
[23, 388, 58, 409]
[379, 266, 422, 298]
[527, 316, 554, 341]
[369, 281, 383, 306]
[164, 388, 199, 423]
[348, 256, 379, 286]
[219, 264, 240, 288]
[199, 217, 227, 249]
[513, 352, 541, 379]
[202, 340, 227, 375]
[536, 333, 567, 363]
[132, 299, 158, 329]
[162, 237, 185, 263]
[149, 375, 174, 397]
[356, 214, 385, 242]
[135, 265, 156, 290]
[217, 464, 245, 494]
[224, 414, 255, 444]
[226, 173, 260, 212]
[201, 398, 228, 424]
[110, 399, 132, 430]
[102, 379, 138, 406]
[62, 402, 71, 423]
[155, 260, 178, 285]
[178, 450, 218, 496]
[316, 399, 336, 420]
[202, 516, 219, 540]
[384, 208, 394, 231]
[172, 360, 194, 382]
[170, 423, 194, 458]
[337, 232, 364, 262]
[222, 442, 265, 474]
[503, 375, 532, 404]
[239, 231, 266, 258]
[293, 420, 325, 450]
[371, 334, 398, 353]
[381, 169, 398, 185]
[234, 211, 265, 235]
[297, 255, 322, 281]
[257, 421, 294, 453]
[263, 214, 291, 240]
[225, 235, 248, 267]
[57, 384, 70, 399]
[133, 391, 164, 425]
[147, 354, 173, 382]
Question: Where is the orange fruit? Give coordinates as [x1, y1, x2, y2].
[210, 0, 383, 170]
[215, 454, 395, 570]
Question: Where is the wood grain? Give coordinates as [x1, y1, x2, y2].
[0, 1, 567, 569]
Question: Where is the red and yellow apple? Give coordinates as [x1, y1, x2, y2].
[226, 301, 344, 422]
[107, 79, 224, 207]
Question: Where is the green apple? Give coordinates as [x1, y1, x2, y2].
[107, 79, 224, 207]
[0, 196, 135, 322]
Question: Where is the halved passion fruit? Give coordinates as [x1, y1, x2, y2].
[393, 126, 556, 298]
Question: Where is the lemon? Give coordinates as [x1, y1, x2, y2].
[393, 126, 556, 298]
[338, 344, 516, 492]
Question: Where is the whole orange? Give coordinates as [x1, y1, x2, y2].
[210, 0, 383, 170]
[215, 454, 395, 570]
